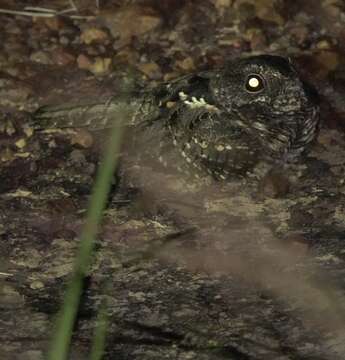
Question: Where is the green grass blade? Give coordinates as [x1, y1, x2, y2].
[89, 292, 110, 360]
[47, 116, 126, 360]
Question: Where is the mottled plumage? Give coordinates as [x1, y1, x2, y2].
[33, 55, 320, 180]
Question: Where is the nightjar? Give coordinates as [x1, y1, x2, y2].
[33, 55, 320, 180]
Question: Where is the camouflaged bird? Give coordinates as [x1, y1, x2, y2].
[33, 55, 320, 180]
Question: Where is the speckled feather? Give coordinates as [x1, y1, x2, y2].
[33, 55, 320, 180]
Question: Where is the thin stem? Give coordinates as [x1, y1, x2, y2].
[47, 118, 126, 360]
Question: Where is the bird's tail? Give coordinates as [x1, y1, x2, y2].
[32, 93, 158, 131]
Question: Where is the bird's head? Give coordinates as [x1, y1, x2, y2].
[210, 54, 320, 158]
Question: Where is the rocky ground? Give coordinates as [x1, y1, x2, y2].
[1, 0, 345, 359]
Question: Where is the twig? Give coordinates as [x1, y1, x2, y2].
[68, 0, 78, 12]
[0, 8, 56, 17]
[0, 7, 95, 20]
[0, 0, 98, 20]
[24, 6, 57, 13]
[0, 272, 14, 277]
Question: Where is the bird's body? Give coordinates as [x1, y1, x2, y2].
[33, 55, 320, 180]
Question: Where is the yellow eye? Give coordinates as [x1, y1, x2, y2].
[245, 74, 265, 92]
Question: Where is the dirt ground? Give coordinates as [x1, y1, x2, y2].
[1, 0, 345, 359]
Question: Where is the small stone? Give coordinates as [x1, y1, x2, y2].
[114, 48, 139, 64]
[77, 53, 92, 69]
[163, 72, 179, 81]
[15, 152, 30, 158]
[324, 3, 342, 17]
[136, 62, 161, 79]
[77, 54, 112, 75]
[128, 291, 146, 301]
[315, 51, 339, 78]
[52, 48, 75, 66]
[214, 0, 231, 14]
[290, 26, 309, 45]
[44, 17, 66, 31]
[322, 0, 343, 17]
[235, 0, 284, 25]
[0, 284, 24, 307]
[70, 129, 94, 148]
[255, 0, 285, 25]
[200, 141, 208, 149]
[236, 1, 256, 20]
[30, 50, 53, 65]
[23, 126, 34, 138]
[80, 27, 109, 45]
[215, 144, 225, 152]
[69, 149, 86, 164]
[316, 39, 332, 50]
[166, 101, 176, 108]
[92, 57, 112, 75]
[5, 121, 16, 136]
[0, 148, 15, 162]
[48, 139, 57, 148]
[245, 28, 267, 51]
[98, 5, 162, 46]
[30, 280, 45, 290]
[59, 35, 70, 45]
[317, 129, 341, 146]
[175, 57, 195, 72]
[15, 138, 26, 149]
[85, 46, 99, 57]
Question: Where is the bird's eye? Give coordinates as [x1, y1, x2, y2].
[245, 74, 265, 93]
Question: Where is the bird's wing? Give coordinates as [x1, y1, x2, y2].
[31, 71, 215, 131]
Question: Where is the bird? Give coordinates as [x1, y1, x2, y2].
[33, 54, 320, 181]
